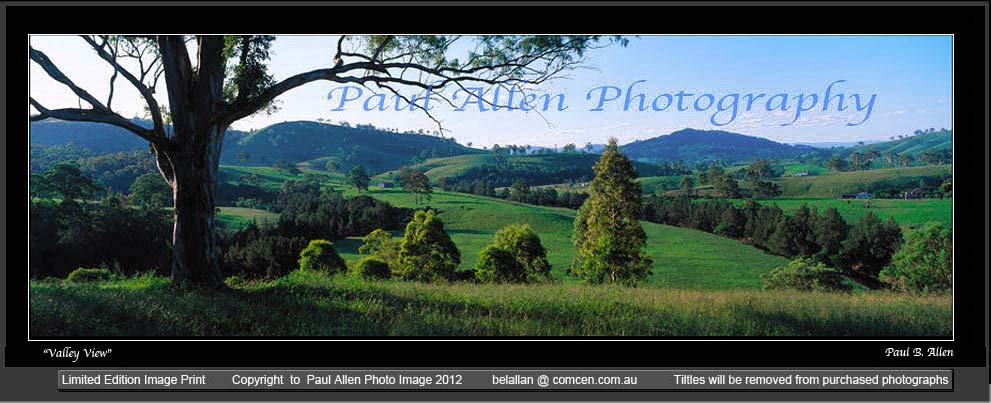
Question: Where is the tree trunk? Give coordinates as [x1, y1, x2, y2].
[167, 124, 227, 288]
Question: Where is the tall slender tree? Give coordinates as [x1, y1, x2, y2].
[571, 138, 652, 285]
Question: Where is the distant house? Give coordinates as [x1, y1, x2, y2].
[904, 188, 929, 199]
[840, 193, 858, 200]
[856, 192, 874, 199]
[378, 182, 395, 189]
[793, 172, 809, 177]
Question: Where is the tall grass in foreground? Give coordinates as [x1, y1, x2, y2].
[30, 271, 950, 338]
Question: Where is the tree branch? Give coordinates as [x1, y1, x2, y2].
[30, 98, 157, 143]
[30, 47, 106, 110]
[370, 35, 393, 63]
[30, 46, 162, 144]
[80, 35, 166, 137]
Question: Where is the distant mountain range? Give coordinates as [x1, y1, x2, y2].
[30, 119, 178, 154]
[619, 128, 815, 163]
[30, 120, 951, 173]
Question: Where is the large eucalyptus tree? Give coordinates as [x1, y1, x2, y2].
[30, 35, 623, 287]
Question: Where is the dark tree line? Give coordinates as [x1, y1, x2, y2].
[221, 177, 411, 279]
[644, 195, 905, 288]
[31, 197, 174, 279]
[437, 177, 588, 209]
[31, 166, 410, 281]
[500, 181, 589, 209]
[31, 144, 159, 193]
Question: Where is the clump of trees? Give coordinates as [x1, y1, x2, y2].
[644, 195, 916, 289]
[358, 229, 401, 270]
[275, 177, 409, 241]
[130, 172, 172, 208]
[437, 178, 497, 197]
[570, 138, 653, 285]
[395, 210, 460, 282]
[220, 223, 308, 279]
[30, 145, 160, 194]
[879, 221, 951, 293]
[438, 177, 588, 209]
[347, 165, 370, 192]
[274, 159, 302, 175]
[397, 167, 432, 205]
[475, 224, 551, 283]
[706, 165, 740, 198]
[31, 163, 103, 201]
[744, 160, 781, 199]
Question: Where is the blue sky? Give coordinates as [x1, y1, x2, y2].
[30, 35, 951, 147]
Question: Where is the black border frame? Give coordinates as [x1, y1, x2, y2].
[4, 3, 987, 372]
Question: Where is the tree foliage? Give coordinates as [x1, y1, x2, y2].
[353, 257, 391, 280]
[395, 210, 460, 282]
[880, 221, 952, 293]
[476, 224, 551, 283]
[838, 213, 903, 286]
[571, 138, 652, 285]
[358, 228, 400, 269]
[130, 172, 172, 208]
[298, 239, 347, 275]
[347, 165, 371, 192]
[398, 167, 432, 205]
[475, 246, 524, 284]
[35, 163, 103, 201]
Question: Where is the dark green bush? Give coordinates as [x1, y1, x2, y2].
[222, 227, 309, 279]
[66, 267, 113, 283]
[353, 257, 391, 280]
[761, 258, 852, 292]
[475, 245, 525, 283]
[298, 240, 347, 275]
[491, 224, 552, 282]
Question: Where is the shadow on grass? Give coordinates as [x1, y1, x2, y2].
[29, 279, 951, 338]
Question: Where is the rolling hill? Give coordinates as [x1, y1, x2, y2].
[620, 128, 812, 163]
[837, 129, 951, 157]
[30, 119, 482, 175]
[376, 153, 666, 188]
[223, 121, 483, 173]
[773, 165, 952, 198]
[30, 119, 172, 153]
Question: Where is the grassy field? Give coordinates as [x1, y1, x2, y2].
[375, 153, 664, 184]
[215, 164, 789, 289]
[742, 198, 952, 228]
[216, 207, 279, 229]
[773, 165, 951, 198]
[221, 165, 347, 188]
[780, 163, 829, 177]
[30, 271, 951, 337]
[332, 186, 787, 289]
[636, 175, 686, 195]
